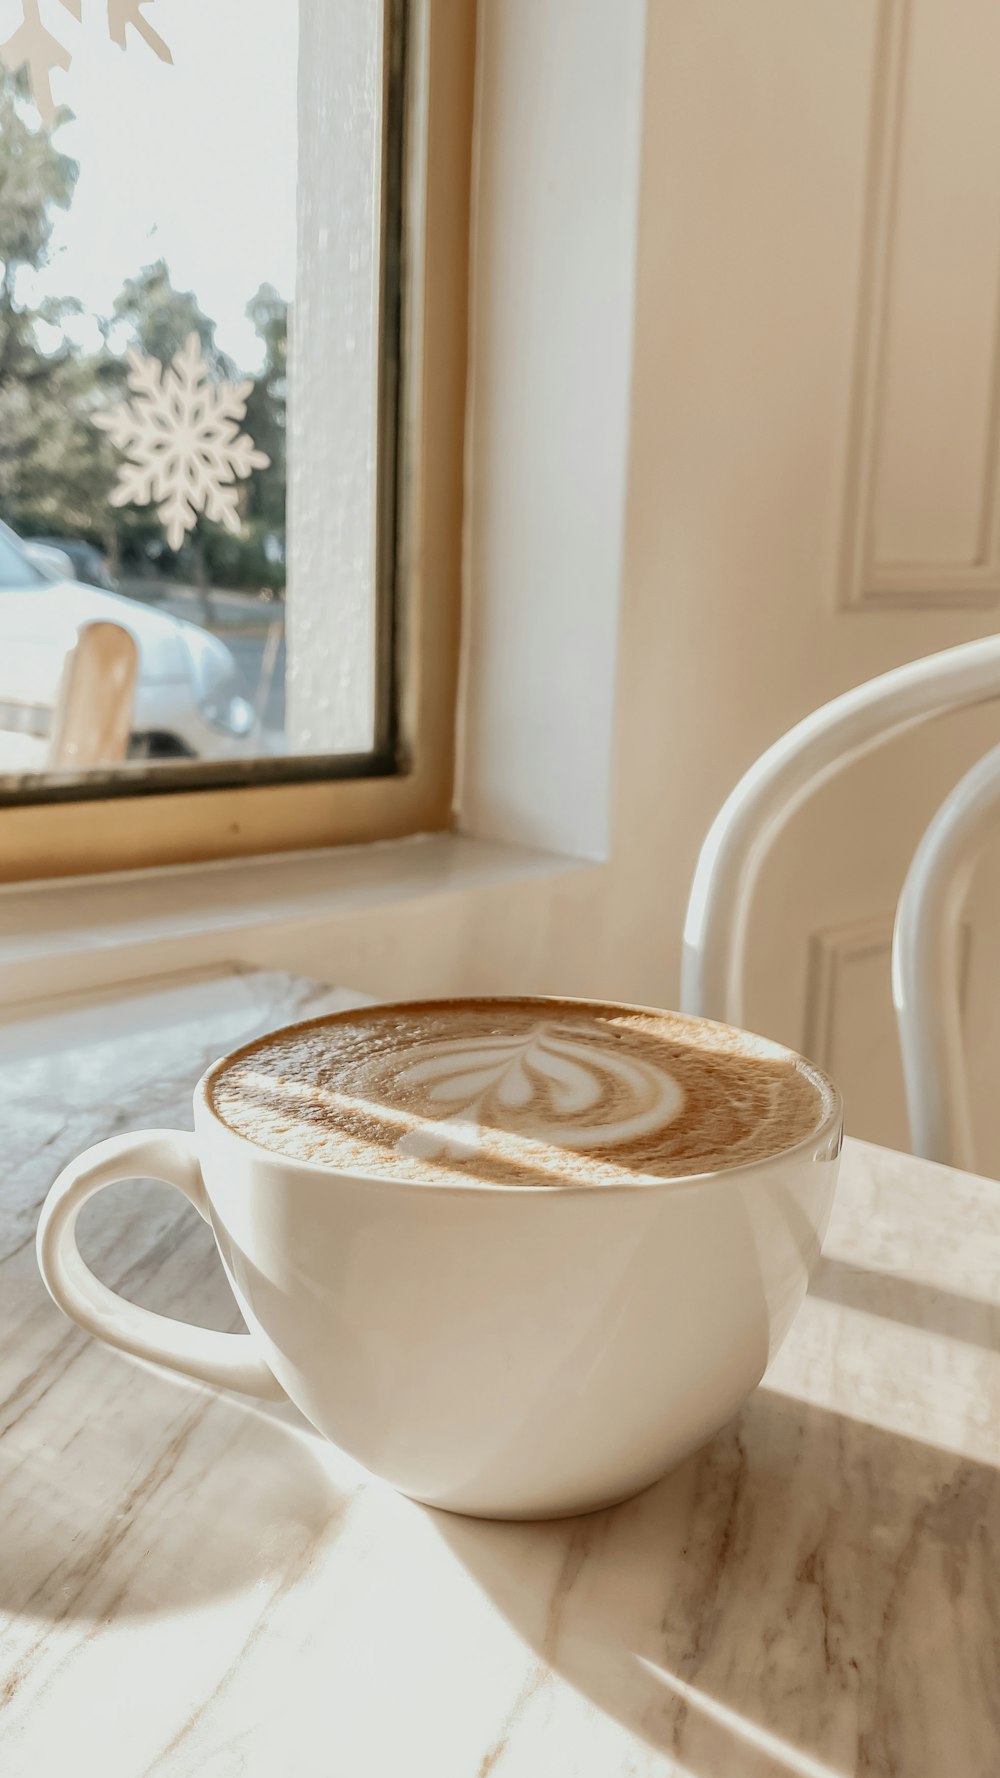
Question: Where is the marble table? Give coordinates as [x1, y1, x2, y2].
[1, 967, 998, 1778]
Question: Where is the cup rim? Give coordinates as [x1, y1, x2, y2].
[195, 993, 844, 1197]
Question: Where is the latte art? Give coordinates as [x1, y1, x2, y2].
[209, 997, 833, 1189]
[390, 1023, 683, 1161]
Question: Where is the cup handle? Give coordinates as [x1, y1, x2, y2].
[37, 1129, 286, 1399]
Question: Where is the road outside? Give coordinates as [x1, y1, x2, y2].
[227, 631, 286, 735]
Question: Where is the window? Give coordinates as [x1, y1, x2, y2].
[0, 0, 473, 880]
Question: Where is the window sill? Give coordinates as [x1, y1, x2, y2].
[0, 833, 596, 1007]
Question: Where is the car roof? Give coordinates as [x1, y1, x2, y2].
[0, 520, 46, 586]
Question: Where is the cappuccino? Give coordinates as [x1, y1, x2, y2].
[209, 998, 831, 1187]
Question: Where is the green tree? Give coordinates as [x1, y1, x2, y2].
[243, 282, 286, 529]
[112, 258, 233, 376]
[8, 341, 125, 548]
[0, 68, 92, 528]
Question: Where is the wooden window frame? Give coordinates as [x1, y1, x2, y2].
[0, 0, 474, 884]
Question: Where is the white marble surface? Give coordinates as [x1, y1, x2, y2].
[1, 967, 999, 1776]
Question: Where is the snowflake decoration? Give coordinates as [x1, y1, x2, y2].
[0, 0, 170, 128]
[93, 334, 270, 551]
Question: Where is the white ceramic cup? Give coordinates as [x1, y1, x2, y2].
[37, 999, 842, 1519]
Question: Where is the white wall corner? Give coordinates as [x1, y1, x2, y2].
[454, 0, 648, 862]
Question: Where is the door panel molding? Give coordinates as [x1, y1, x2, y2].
[803, 912, 971, 1073]
[840, 0, 1000, 610]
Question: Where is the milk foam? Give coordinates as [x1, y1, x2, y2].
[391, 1022, 683, 1161]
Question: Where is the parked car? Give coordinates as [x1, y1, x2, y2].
[0, 521, 257, 773]
[22, 539, 77, 583]
[31, 536, 118, 592]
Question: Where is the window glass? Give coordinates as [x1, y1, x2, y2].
[0, 0, 393, 792]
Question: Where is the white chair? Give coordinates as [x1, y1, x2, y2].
[48, 621, 138, 772]
[681, 635, 1000, 1168]
[892, 742, 1000, 1172]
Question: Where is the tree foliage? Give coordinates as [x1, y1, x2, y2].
[112, 259, 234, 377]
[0, 70, 95, 529]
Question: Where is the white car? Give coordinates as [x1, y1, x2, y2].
[0, 523, 257, 774]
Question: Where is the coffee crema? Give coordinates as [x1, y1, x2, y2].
[208, 998, 832, 1187]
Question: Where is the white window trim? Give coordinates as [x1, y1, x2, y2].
[0, 835, 597, 1007]
[289, 0, 385, 755]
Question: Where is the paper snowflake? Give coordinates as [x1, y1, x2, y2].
[93, 334, 270, 551]
[0, 0, 171, 128]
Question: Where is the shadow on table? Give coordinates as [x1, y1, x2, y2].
[0, 1193, 347, 1643]
[432, 1389, 1000, 1776]
[0, 1362, 348, 1636]
[810, 1252, 1000, 1352]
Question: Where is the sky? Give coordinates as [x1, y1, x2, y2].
[1, 0, 298, 373]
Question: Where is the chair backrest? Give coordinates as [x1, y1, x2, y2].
[891, 741, 1000, 1172]
[48, 621, 138, 772]
[680, 635, 1000, 1168]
